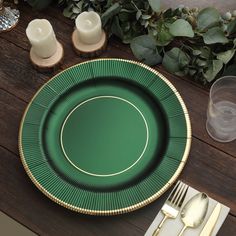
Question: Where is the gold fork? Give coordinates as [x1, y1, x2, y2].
[152, 181, 189, 236]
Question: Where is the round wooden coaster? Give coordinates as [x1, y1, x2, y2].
[30, 41, 64, 72]
[72, 30, 107, 58]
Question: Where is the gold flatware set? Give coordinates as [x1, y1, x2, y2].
[152, 181, 221, 236]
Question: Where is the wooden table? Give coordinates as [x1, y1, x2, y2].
[0, 2, 236, 235]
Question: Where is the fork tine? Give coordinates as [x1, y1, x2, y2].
[177, 185, 189, 208]
[167, 181, 180, 202]
[173, 183, 186, 205]
[171, 182, 185, 205]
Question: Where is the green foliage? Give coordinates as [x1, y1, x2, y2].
[203, 60, 223, 82]
[203, 27, 229, 44]
[148, 0, 161, 12]
[163, 48, 190, 75]
[27, 0, 53, 9]
[101, 3, 121, 26]
[217, 49, 236, 64]
[197, 7, 220, 31]
[169, 19, 194, 38]
[130, 35, 162, 65]
[59, 1, 236, 83]
[28, 0, 236, 84]
[227, 19, 236, 35]
[153, 20, 173, 46]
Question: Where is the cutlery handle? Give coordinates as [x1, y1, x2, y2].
[152, 215, 168, 236]
[177, 225, 188, 236]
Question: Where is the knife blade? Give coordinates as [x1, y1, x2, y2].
[199, 202, 221, 236]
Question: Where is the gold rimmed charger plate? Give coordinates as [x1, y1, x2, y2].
[19, 59, 191, 215]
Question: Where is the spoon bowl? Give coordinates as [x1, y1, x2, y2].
[178, 192, 209, 236]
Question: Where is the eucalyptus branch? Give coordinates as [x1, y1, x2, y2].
[27, 0, 236, 83]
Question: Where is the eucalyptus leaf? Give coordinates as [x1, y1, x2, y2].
[76, 2, 83, 8]
[169, 19, 194, 37]
[142, 15, 152, 20]
[227, 19, 236, 35]
[122, 21, 145, 43]
[197, 7, 220, 31]
[199, 47, 211, 59]
[189, 69, 197, 76]
[162, 48, 189, 74]
[111, 16, 123, 39]
[148, 0, 161, 12]
[163, 9, 174, 18]
[179, 51, 190, 68]
[27, 0, 52, 10]
[217, 49, 236, 64]
[136, 10, 142, 20]
[72, 7, 81, 14]
[120, 21, 130, 33]
[150, 29, 158, 37]
[105, 0, 113, 8]
[71, 14, 78, 20]
[58, 0, 64, 5]
[63, 6, 74, 18]
[130, 35, 162, 66]
[192, 50, 201, 56]
[196, 59, 207, 67]
[101, 3, 121, 26]
[203, 27, 229, 44]
[119, 12, 130, 22]
[156, 31, 173, 46]
[204, 60, 223, 82]
[163, 53, 180, 74]
[155, 21, 173, 46]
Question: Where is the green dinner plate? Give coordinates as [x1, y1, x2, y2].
[19, 59, 191, 215]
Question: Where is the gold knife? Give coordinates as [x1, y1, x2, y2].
[199, 203, 222, 236]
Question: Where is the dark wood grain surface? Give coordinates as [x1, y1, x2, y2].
[0, 1, 236, 235]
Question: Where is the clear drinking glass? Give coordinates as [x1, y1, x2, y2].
[206, 76, 236, 142]
[0, 0, 20, 32]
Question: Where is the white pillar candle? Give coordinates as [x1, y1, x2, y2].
[75, 11, 102, 45]
[26, 19, 57, 58]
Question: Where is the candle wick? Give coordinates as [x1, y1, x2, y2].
[85, 19, 93, 27]
[36, 28, 43, 35]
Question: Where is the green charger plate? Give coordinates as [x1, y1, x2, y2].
[19, 59, 191, 215]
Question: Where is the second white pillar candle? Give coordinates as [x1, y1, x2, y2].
[75, 11, 102, 45]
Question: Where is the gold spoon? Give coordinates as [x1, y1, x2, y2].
[178, 192, 209, 236]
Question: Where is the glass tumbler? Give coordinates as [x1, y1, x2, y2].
[206, 76, 236, 142]
[0, 0, 20, 32]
